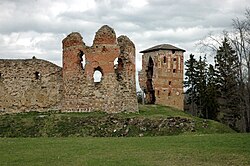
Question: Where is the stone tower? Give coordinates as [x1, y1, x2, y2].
[139, 44, 185, 110]
[62, 25, 138, 113]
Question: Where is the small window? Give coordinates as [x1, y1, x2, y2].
[34, 72, 40, 79]
[173, 58, 177, 61]
[172, 50, 175, 54]
[169, 81, 172, 85]
[163, 56, 166, 63]
[78, 50, 86, 70]
[93, 67, 103, 83]
[168, 91, 171, 96]
[114, 57, 118, 69]
[157, 90, 160, 96]
[0, 72, 2, 78]
[173, 69, 176, 73]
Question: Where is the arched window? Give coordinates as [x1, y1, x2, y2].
[93, 67, 103, 83]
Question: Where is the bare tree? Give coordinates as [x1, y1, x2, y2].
[230, 9, 250, 132]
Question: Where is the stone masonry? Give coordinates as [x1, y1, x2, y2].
[0, 58, 63, 113]
[139, 44, 185, 110]
[0, 25, 138, 113]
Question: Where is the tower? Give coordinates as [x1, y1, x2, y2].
[139, 44, 185, 110]
[61, 25, 138, 113]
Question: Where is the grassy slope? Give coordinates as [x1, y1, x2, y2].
[138, 105, 234, 134]
[0, 105, 234, 137]
[0, 134, 249, 166]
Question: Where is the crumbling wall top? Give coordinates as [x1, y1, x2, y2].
[93, 25, 116, 45]
[117, 35, 135, 49]
[62, 32, 84, 49]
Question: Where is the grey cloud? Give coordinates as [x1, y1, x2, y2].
[0, 0, 249, 67]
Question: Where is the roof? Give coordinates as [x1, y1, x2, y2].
[140, 44, 186, 53]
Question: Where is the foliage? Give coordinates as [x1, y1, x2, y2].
[184, 54, 198, 116]
[185, 37, 244, 131]
[214, 38, 241, 130]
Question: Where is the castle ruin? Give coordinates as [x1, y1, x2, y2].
[139, 44, 185, 110]
[0, 25, 138, 113]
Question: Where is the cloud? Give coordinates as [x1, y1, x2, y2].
[0, 0, 249, 69]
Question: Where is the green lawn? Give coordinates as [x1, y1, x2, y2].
[0, 134, 249, 166]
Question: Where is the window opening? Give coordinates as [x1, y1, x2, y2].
[34, 71, 40, 79]
[146, 57, 156, 104]
[114, 57, 118, 69]
[163, 56, 166, 63]
[79, 50, 86, 70]
[115, 58, 124, 80]
[93, 67, 103, 83]
[173, 58, 177, 61]
[169, 81, 172, 85]
[172, 50, 175, 54]
[117, 58, 124, 71]
[173, 69, 176, 73]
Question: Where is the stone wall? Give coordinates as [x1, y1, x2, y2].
[61, 25, 138, 113]
[0, 58, 63, 113]
[139, 49, 184, 110]
[0, 25, 138, 113]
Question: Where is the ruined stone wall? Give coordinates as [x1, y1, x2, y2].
[61, 25, 138, 113]
[139, 50, 184, 110]
[0, 59, 63, 113]
[0, 25, 138, 113]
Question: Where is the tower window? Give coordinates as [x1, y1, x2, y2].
[173, 69, 176, 73]
[172, 50, 175, 54]
[173, 58, 177, 61]
[163, 56, 166, 63]
[169, 81, 172, 85]
[34, 72, 40, 79]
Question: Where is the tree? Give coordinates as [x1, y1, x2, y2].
[184, 54, 198, 116]
[214, 37, 241, 130]
[195, 56, 208, 118]
[205, 64, 219, 119]
[230, 9, 250, 132]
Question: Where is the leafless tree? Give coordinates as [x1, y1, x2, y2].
[230, 9, 250, 132]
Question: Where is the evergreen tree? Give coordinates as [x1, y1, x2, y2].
[214, 37, 241, 130]
[184, 54, 198, 116]
[205, 64, 219, 119]
[196, 56, 208, 118]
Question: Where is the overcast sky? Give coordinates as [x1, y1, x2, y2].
[0, 0, 249, 70]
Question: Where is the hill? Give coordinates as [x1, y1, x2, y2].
[0, 105, 234, 137]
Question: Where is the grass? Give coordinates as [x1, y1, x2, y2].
[0, 105, 235, 137]
[0, 133, 249, 166]
[137, 104, 193, 118]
